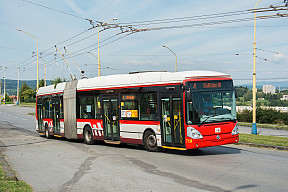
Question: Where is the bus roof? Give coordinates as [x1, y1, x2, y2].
[37, 70, 230, 96]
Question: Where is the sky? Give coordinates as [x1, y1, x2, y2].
[0, 0, 287, 86]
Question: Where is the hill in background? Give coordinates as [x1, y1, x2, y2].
[0, 79, 51, 95]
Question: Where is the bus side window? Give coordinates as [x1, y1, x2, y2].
[94, 96, 101, 119]
[121, 94, 139, 120]
[139, 93, 157, 120]
[79, 96, 95, 119]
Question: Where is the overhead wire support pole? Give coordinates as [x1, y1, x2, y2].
[3, 67, 6, 104]
[17, 67, 20, 105]
[55, 46, 75, 80]
[252, 0, 263, 135]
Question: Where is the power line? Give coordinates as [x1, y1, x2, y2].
[21, 0, 90, 21]
[0, 45, 32, 52]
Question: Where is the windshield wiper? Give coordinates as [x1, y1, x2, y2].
[198, 114, 218, 126]
[218, 117, 237, 123]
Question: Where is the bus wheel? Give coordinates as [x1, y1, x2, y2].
[84, 126, 96, 145]
[144, 131, 158, 152]
[45, 125, 52, 139]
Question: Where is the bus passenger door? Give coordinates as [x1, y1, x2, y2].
[102, 97, 120, 141]
[161, 95, 184, 147]
[52, 98, 60, 135]
[37, 99, 44, 132]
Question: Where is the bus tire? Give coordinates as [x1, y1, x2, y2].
[144, 130, 158, 152]
[83, 126, 96, 145]
[45, 124, 52, 139]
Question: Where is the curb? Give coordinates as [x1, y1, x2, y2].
[0, 152, 18, 180]
[237, 142, 288, 151]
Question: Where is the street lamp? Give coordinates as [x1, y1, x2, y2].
[162, 45, 177, 72]
[252, 0, 262, 135]
[97, 18, 117, 77]
[17, 28, 39, 90]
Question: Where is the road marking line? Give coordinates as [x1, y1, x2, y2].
[22, 119, 27, 121]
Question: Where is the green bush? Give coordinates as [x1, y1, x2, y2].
[237, 108, 288, 125]
[24, 98, 36, 103]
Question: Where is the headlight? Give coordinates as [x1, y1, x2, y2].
[232, 124, 239, 135]
[187, 127, 203, 139]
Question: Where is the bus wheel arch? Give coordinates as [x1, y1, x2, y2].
[83, 125, 96, 145]
[143, 129, 159, 152]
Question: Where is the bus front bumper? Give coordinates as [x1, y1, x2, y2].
[185, 133, 239, 149]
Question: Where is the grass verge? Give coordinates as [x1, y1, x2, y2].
[0, 163, 32, 192]
[238, 122, 288, 131]
[238, 133, 288, 148]
[19, 103, 36, 108]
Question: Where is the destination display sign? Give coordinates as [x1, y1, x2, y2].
[189, 80, 233, 92]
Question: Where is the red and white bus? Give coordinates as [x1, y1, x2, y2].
[36, 70, 239, 151]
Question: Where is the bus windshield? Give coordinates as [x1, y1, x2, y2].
[186, 80, 236, 125]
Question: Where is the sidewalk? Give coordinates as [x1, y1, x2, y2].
[239, 126, 288, 138]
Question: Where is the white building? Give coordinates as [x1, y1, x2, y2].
[263, 85, 275, 94]
[281, 95, 288, 101]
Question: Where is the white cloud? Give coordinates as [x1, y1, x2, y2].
[65, 0, 86, 17]
[271, 53, 288, 64]
[123, 59, 159, 66]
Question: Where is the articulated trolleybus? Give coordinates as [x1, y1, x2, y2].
[36, 70, 239, 151]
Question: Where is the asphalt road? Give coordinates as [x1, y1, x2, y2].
[239, 126, 288, 138]
[0, 105, 288, 192]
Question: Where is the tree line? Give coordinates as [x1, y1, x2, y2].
[237, 108, 288, 125]
[236, 86, 288, 107]
[2, 78, 64, 103]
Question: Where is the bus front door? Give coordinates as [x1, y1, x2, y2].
[161, 95, 184, 147]
[102, 97, 120, 141]
[37, 99, 44, 132]
[52, 98, 60, 135]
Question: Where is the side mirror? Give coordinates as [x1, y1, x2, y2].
[186, 88, 192, 102]
[234, 87, 238, 98]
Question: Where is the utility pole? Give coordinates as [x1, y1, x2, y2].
[17, 67, 20, 105]
[3, 67, 6, 104]
[251, 0, 263, 135]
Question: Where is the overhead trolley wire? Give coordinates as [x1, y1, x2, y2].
[21, 0, 89, 20]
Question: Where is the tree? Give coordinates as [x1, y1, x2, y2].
[4, 93, 11, 102]
[20, 82, 35, 102]
[51, 77, 65, 88]
[235, 86, 249, 97]
[39, 79, 45, 88]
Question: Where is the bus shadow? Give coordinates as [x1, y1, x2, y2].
[49, 136, 241, 156]
[160, 145, 241, 156]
